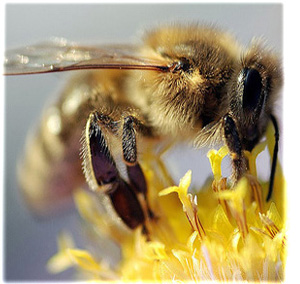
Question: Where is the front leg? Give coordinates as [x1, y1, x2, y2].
[122, 115, 152, 165]
[122, 115, 155, 219]
[82, 111, 145, 229]
[223, 114, 247, 184]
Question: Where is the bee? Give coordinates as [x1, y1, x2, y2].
[5, 23, 282, 230]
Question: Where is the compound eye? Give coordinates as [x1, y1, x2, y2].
[241, 68, 262, 110]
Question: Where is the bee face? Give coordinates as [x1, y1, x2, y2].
[228, 43, 282, 151]
[128, 25, 282, 147]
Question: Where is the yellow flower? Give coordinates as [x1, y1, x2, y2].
[159, 170, 206, 240]
[47, 121, 286, 281]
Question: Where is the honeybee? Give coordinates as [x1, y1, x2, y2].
[5, 23, 282, 230]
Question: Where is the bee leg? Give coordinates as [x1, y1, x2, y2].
[122, 116, 155, 220]
[266, 114, 279, 201]
[122, 115, 152, 164]
[126, 163, 156, 220]
[223, 114, 247, 184]
[84, 112, 145, 229]
[108, 180, 146, 229]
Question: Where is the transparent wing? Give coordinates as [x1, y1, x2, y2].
[4, 37, 170, 75]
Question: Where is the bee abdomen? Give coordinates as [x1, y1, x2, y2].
[18, 105, 85, 216]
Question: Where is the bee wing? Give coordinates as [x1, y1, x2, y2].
[4, 37, 169, 75]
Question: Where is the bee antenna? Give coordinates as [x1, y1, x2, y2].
[266, 114, 279, 201]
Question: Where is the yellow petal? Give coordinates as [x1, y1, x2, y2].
[145, 241, 168, 260]
[159, 171, 192, 211]
[172, 249, 193, 277]
[47, 251, 74, 274]
[67, 249, 101, 272]
[159, 186, 180, 197]
[212, 204, 234, 237]
[187, 231, 198, 252]
[207, 146, 229, 180]
[178, 170, 192, 192]
[217, 177, 248, 213]
[266, 202, 283, 230]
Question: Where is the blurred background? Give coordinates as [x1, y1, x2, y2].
[4, 3, 282, 281]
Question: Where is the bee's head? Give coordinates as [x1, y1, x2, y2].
[229, 43, 282, 151]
